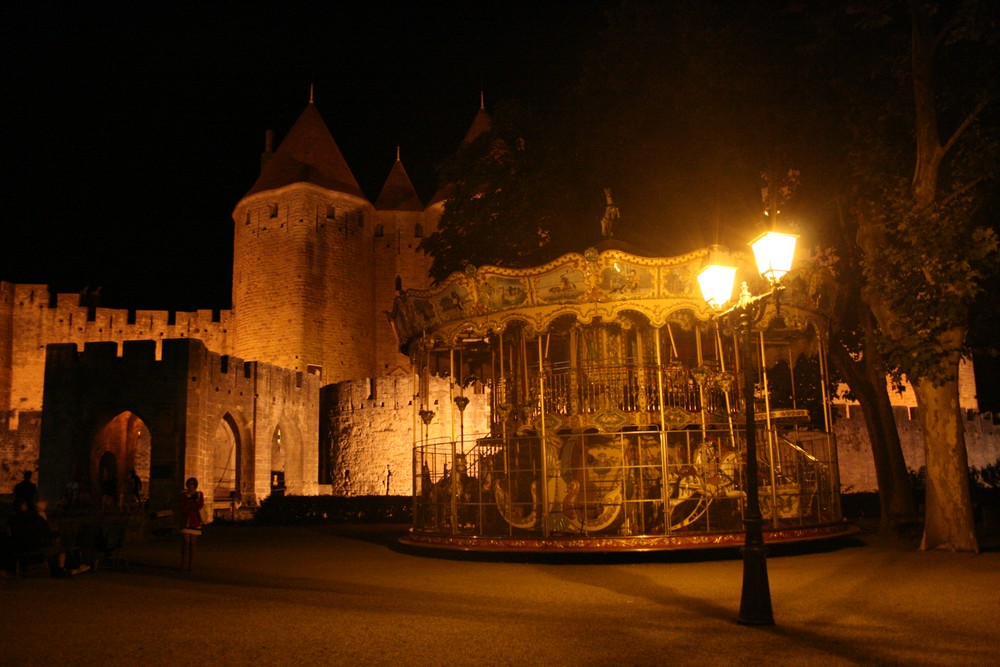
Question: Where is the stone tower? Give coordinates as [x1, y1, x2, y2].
[231, 98, 375, 383]
[373, 147, 426, 375]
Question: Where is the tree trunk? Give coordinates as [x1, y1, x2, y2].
[912, 339, 979, 552]
[861, 329, 916, 526]
[830, 343, 915, 534]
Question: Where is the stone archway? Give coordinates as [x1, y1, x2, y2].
[90, 411, 151, 508]
[210, 414, 240, 502]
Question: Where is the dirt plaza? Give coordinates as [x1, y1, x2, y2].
[2, 523, 998, 666]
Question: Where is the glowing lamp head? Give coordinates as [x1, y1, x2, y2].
[698, 263, 737, 310]
[750, 231, 797, 285]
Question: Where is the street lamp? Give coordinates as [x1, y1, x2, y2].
[697, 230, 797, 626]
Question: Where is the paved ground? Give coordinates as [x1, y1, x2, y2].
[2, 523, 998, 666]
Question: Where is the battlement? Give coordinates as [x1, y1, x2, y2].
[9, 282, 229, 330]
[1, 281, 234, 417]
[44, 338, 316, 398]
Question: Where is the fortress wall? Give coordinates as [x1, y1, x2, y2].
[179, 340, 320, 504]
[232, 185, 375, 382]
[0, 410, 40, 492]
[3, 283, 230, 423]
[0, 282, 14, 425]
[834, 358, 979, 411]
[373, 208, 428, 374]
[35, 338, 318, 507]
[324, 374, 490, 496]
[835, 405, 1000, 492]
[245, 360, 321, 498]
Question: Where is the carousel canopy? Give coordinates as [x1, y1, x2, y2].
[389, 246, 826, 352]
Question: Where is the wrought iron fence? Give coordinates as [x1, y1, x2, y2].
[413, 426, 840, 539]
[524, 362, 737, 418]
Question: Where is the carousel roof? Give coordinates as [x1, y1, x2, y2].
[390, 247, 713, 349]
[389, 246, 828, 351]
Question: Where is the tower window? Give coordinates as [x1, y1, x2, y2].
[375, 223, 384, 238]
[269, 203, 278, 218]
[414, 223, 424, 238]
[326, 205, 336, 219]
[395, 276, 402, 291]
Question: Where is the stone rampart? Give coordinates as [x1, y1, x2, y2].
[35, 338, 318, 509]
[323, 374, 490, 496]
[0, 281, 230, 426]
[835, 405, 1000, 492]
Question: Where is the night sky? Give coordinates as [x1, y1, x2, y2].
[3, 2, 998, 410]
[2, 1, 614, 311]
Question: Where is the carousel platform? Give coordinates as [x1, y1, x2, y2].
[400, 522, 859, 553]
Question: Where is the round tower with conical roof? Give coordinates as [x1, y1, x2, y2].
[231, 97, 375, 383]
[423, 93, 492, 226]
[373, 146, 426, 374]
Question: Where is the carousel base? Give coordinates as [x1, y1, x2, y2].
[400, 522, 860, 553]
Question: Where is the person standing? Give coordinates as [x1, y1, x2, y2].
[12, 471, 38, 511]
[179, 477, 204, 572]
[127, 469, 142, 510]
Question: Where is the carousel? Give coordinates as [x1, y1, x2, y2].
[390, 238, 852, 552]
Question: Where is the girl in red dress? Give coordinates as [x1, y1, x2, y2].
[179, 477, 203, 571]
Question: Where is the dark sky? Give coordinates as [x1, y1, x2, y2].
[1, 1, 615, 311]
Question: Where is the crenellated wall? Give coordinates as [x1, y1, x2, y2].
[0, 281, 230, 427]
[36, 338, 318, 511]
[835, 405, 1000, 492]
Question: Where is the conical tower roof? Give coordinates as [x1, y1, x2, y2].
[245, 101, 364, 199]
[460, 105, 492, 145]
[428, 99, 493, 206]
[375, 148, 423, 211]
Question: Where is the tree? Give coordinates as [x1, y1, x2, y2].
[848, 0, 999, 551]
[819, 239, 919, 532]
[419, 101, 564, 282]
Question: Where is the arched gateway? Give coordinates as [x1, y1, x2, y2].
[390, 246, 853, 551]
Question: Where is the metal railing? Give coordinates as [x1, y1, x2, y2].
[413, 426, 840, 538]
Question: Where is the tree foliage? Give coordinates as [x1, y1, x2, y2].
[419, 101, 561, 282]
[840, 0, 999, 551]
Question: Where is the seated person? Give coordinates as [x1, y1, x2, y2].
[6, 499, 69, 577]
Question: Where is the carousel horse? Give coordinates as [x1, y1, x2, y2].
[427, 454, 480, 530]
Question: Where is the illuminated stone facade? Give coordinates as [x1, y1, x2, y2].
[0, 96, 995, 512]
[0, 99, 487, 504]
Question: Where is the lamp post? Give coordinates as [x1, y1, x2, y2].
[698, 231, 797, 626]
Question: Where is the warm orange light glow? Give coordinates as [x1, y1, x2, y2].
[750, 231, 797, 284]
[698, 264, 737, 310]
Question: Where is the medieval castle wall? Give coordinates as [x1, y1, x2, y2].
[1, 281, 230, 426]
[836, 406, 1000, 492]
[37, 338, 318, 509]
[373, 207, 439, 375]
[232, 184, 375, 383]
[323, 374, 489, 497]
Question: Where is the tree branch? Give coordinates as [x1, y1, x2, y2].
[940, 96, 991, 160]
[938, 175, 987, 209]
